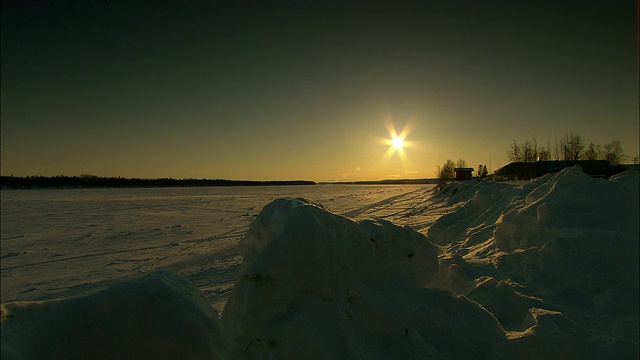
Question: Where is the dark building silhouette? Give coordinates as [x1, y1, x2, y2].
[494, 160, 628, 180]
[454, 168, 474, 181]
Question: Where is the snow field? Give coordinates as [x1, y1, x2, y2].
[1, 185, 425, 309]
[1, 167, 638, 358]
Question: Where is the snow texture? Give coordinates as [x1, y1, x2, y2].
[221, 198, 504, 359]
[1, 270, 228, 359]
[1, 166, 638, 359]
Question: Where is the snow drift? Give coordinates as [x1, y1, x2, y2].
[1, 166, 638, 359]
[428, 167, 639, 359]
[1, 270, 228, 359]
[221, 198, 504, 359]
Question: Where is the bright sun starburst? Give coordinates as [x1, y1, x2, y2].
[378, 119, 418, 165]
[392, 137, 404, 150]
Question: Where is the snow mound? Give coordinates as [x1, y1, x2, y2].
[494, 166, 638, 251]
[1, 270, 228, 360]
[427, 166, 639, 358]
[427, 180, 517, 250]
[221, 198, 506, 359]
[609, 169, 639, 186]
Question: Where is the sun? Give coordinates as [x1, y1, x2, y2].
[392, 137, 404, 150]
[379, 119, 415, 161]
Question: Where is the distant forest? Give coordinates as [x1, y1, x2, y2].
[326, 179, 439, 185]
[0, 175, 316, 189]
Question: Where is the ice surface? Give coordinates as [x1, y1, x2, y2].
[1, 168, 638, 358]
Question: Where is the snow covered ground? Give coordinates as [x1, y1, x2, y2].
[1, 185, 431, 312]
[2, 168, 638, 359]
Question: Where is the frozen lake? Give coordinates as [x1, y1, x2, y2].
[1, 184, 437, 311]
[2, 169, 638, 358]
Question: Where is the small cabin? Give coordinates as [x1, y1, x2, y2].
[454, 167, 474, 181]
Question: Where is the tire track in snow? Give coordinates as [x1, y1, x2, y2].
[340, 187, 428, 219]
[338, 185, 458, 234]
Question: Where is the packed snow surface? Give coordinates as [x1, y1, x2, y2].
[1, 167, 638, 359]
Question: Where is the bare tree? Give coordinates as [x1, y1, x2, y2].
[552, 138, 561, 160]
[508, 133, 627, 167]
[520, 139, 539, 163]
[521, 140, 532, 162]
[508, 140, 521, 162]
[546, 139, 552, 159]
[456, 159, 467, 168]
[565, 132, 584, 161]
[559, 134, 570, 160]
[584, 143, 600, 161]
[508, 132, 617, 164]
[508, 138, 540, 163]
[602, 140, 626, 165]
[538, 146, 551, 161]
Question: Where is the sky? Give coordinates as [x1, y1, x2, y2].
[1, 0, 638, 182]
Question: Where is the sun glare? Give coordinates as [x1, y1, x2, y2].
[379, 119, 416, 163]
[392, 137, 404, 149]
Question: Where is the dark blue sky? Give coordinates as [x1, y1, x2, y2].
[2, 1, 638, 180]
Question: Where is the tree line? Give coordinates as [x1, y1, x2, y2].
[0, 175, 316, 189]
[507, 132, 629, 165]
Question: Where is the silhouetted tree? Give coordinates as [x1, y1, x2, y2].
[436, 159, 456, 190]
[0, 175, 316, 188]
[508, 140, 521, 162]
[602, 140, 626, 165]
[477, 165, 488, 178]
[584, 143, 600, 161]
[538, 147, 551, 161]
[507, 138, 541, 163]
[521, 139, 538, 163]
[508, 133, 629, 166]
[552, 138, 561, 160]
[456, 159, 467, 168]
[563, 132, 584, 161]
[437, 160, 456, 179]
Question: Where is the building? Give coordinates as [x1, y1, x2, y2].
[493, 160, 628, 180]
[454, 167, 474, 181]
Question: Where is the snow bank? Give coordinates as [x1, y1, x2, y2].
[1, 270, 228, 359]
[221, 198, 506, 359]
[428, 167, 639, 359]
